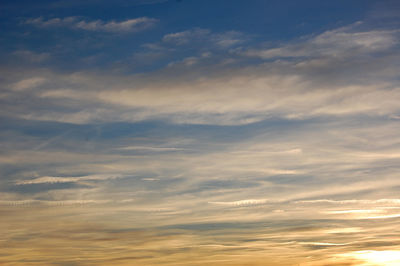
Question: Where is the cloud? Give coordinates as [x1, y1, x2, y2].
[362, 213, 400, 219]
[162, 28, 211, 45]
[25, 16, 158, 33]
[11, 77, 46, 91]
[296, 199, 400, 205]
[243, 23, 399, 59]
[299, 242, 349, 246]
[3, 2, 400, 264]
[166, 52, 212, 67]
[7, 71, 392, 126]
[117, 146, 186, 152]
[209, 199, 270, 207]
[162, 28, 246, 48]
[13, 50, 50, 63]
[0, 199, 110, 206]
[214, 31, 245, 48]
[1, 22, 400, 244]
[3, 22, 399, 126]
[15, 174, 122, 185]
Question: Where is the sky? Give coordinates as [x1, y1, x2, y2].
[1, 0, 400, 265]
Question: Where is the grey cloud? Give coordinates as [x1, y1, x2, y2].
[13, 50, 50, 63]
[5, 182, 92, 194]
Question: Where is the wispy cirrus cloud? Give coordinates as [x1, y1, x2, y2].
[117, 146, 186, 151]
[25, 16, 158, 33]
[208, 199, 270, 206]
[3, 1, 400, 264]
[162, 28, 245, 48]
[243, 22, 399, 59]
[1, 21, 400, 266]
[15, 174, 122, 185]
[296, 199, 400, 205]
[3, 23, 399, 126]
[0, 199, 111, 206]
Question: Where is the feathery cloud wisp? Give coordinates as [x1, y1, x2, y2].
[26, 16, 158, 33]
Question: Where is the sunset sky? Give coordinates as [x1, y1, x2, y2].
[1, 0, 400, 265]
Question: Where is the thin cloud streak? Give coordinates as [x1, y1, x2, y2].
[15, 174, 122, 185]
[243, 23, 399, 59]
[25, 16, 158, 32]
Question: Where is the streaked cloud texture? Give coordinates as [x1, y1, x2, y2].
[1, 0, 400, 265]
[26, 16, 158, 33]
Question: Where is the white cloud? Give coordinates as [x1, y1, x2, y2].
[209, 199, 269, 206]
[15, 175, 122, 185]
[8, 40, 394, 126]
[324, 209, 385, 214]
[299, 242, 348, 246]
[295, 199, 400, 205]
[363, 213, 400, 219]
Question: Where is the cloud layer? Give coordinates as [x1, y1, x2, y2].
[2, 22, 398, 126]
[1, 3, 400, 264]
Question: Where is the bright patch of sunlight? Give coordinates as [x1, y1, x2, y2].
[344, 250, 400, 265]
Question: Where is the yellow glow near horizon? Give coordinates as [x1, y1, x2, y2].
[344, 250, 400, 265]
